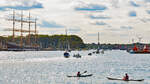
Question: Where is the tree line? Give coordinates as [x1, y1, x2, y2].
[0, 34, 86, 50]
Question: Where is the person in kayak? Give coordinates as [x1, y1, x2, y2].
[123, 73, 129, 81]
[77, 71, 81, 77]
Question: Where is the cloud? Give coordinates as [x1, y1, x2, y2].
[0, 0, 43, 11]
[0, 4, 43, 11]
[130, 1, 140, 7]
[111, 0, 120, 8]
[119, 33, 129, 37]
[146, 10, 150, 14]
[87, 33, 98, 36]
[129, 11, 137, 17]
[39, 21, 64, 28]
[68, 27, 81, 34]
[87, 32, 105, 37]
[93, 21, 107, 25]
[75, 4, 107, 12]
[120, 26, 133, 30]
[140, 18, 150, 23]
[107, 28, 121, 31]
[68, 28, 81, 32]
[89, 15, 111, 19]
[144, 0, 150, 2]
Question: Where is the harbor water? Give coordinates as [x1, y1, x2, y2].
[0, 50, 150, 84]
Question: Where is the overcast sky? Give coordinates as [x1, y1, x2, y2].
[0, 0, 150, 44]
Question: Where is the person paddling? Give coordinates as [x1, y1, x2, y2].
[123, 73, 129, 81]
[77, 71, 81, 77]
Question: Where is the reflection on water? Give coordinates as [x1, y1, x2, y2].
[0, 50, 149, 84]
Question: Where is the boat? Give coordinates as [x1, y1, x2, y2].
[63, 29, 70, 58]
[88, 53, 92, 56]
[107, 77, 144, 81]
[92, 51, 96, 54]
[6, 11, 39, 51]
[73, 53, 81, 58]
[101, 49, 104, 54]
[67, 74, 93, 77]
[96, 49, 100, 54]
[96, 32, 100, 54]
[129, 45, 150, 54]
[64, 51, 70, 58]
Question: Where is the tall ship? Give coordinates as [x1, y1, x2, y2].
[5, 10, 39, 51]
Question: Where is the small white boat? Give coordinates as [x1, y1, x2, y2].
[73, 53, 81, 58]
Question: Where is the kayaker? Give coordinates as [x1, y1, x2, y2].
[77, 71, 81, 77]
[123, 73, 129, 81]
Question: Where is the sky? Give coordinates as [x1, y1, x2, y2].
[0, 0, 150, 44]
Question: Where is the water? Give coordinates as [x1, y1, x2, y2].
[0, 50, 149, 84]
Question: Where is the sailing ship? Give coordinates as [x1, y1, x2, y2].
[88, 32, 102, 55]
[5, 10, 39, 51]
[96, 32, 100, 54]
[64, 29, 70, 58]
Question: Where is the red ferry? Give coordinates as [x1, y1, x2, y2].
[129, 45, 150, 54]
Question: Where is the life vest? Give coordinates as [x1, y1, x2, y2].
[133, 45, 138, 51]
[123, 75, 129, 80]
[143, 45, 149, 52]
[77, 72, 80, 77]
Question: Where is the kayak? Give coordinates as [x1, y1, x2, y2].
[107, 77, 144, 81]
[67, 74, 93, 77]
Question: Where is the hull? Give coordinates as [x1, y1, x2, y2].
[64, 52, 70, 58]
[67, 74, 93, 77]
[73, 54, 81, 58]
[7, 48, 38, 51]
[107, 77, 144, 81]
[7, 42, 39, 51]
[88, 53, 92, 55]
[129, 51, 150, 54]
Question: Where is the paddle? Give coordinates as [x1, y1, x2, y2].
[81, 71, 87, 74]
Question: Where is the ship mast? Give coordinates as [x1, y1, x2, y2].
[34, 19, 37, 46]
[6, 10, 38, 49]
[28, 12, 31, 45]
[65, 29, 67, 50]
[12, 10, 15, 42]
[20, 11, 23, 48]
[65, 29, 69, 51]
[98, 32, 100, 49]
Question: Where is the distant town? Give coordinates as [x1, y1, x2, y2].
[0, 34, 149, 51]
